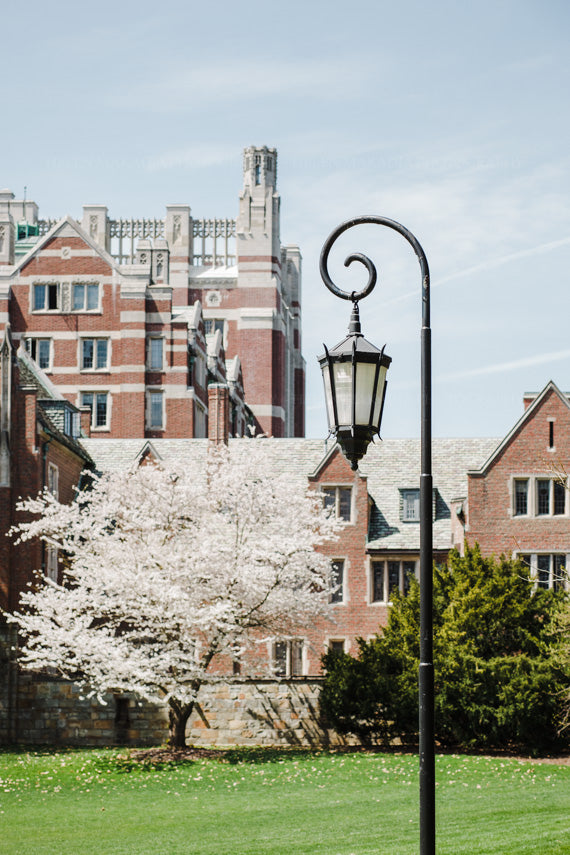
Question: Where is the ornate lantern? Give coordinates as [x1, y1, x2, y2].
[318, 301, 391, 470]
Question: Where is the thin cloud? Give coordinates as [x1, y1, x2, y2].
[109, 58, 372, 112]
[437, 236, 570, 286]
[439, 348, 570, 383]
[384, 236, 570, 306]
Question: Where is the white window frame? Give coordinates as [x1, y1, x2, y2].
[80, 391, 110, 430]
[25, 337, 52, 370]
[146, 389, 165, 430]
[32, 282, 60, 312]
[322, 486, 352, 522]
[72, 282, 100, 313]
[80, 337, 109, 371]
[371, 558, 417, 603]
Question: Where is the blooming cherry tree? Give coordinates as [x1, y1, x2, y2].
[8, 439, 338, 746]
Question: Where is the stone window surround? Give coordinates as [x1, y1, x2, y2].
[24, 336, 52, 370]
[271, 638, 305, 677]
[321, 485, 353, 523]
[146, 388, 165, 430]
[515, 551, 569, 591]
[80, 390, 111, 431]
[80, 337, 110, 372]
[511, 475, 568, 518]
[31, 280, 102, 314]
[370, 556, 418, 604]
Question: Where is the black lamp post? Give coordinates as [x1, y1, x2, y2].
[318, 215, 434, 855]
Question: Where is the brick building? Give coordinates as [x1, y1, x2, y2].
[466, 380, 570, 589]
[0, 327, 93, 614]
[0, 145, 304, 440]
[3, 372, 569, 746]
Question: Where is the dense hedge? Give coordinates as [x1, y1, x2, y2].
[320, 546, 570, 751]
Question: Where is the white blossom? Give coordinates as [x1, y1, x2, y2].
[7, 438, 338, 744]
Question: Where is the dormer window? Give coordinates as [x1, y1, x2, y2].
[401, 489, 420, 522]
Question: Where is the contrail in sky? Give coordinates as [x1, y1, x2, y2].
[439, 348, 570, 382]
[385, 236, 570, 305]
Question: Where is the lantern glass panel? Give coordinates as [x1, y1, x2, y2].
[332, 361, 353, 425]
[321, 364, 335, 429]
[354, 361, 378, 426]
[372, 364, 388, 427]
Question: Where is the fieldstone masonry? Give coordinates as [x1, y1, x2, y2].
[187, 679, 352, 747]
[0, 660, 355, 747]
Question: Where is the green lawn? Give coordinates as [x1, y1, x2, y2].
[1, 748, 569, 855]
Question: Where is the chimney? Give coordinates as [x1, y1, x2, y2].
[208, 384, 229, 444]
[523, 393, 537, 410]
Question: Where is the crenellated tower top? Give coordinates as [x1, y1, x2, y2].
[242, 146, 277, 195]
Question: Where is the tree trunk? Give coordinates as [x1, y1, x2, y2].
[168, 700, 194, 748]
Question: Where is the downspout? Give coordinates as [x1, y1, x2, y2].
[40, 437, 50, 576]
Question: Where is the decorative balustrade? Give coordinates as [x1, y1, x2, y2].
[192, 219, 236, 268]
[38, 216, 237, 267]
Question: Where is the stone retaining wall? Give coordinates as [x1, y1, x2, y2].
[0, 663, 355, 747]
[188, 678, 353, 747]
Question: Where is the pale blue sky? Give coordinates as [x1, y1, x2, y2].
[3, 0, 570, 439]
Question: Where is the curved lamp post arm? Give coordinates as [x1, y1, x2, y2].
[319, 215, 434, 855]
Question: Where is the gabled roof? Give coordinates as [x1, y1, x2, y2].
[172, 301, 202, 329]
[7, 216, 119, 277]
[467, 380, 570, 477]
[134, 441, 163, 468]
[307, 441, 354, 480]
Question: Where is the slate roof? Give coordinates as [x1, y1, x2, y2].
[81, 436, 498, 553]
[359, 438, 498, 551]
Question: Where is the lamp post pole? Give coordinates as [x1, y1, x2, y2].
[319, 216, 434, 855]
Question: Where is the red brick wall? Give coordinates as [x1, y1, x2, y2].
[466, 388, 570, 556]
[304, 448, 389, 672]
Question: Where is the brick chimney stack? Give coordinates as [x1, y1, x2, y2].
[79, 406, 92, 438]
[208, 384, 229, 444]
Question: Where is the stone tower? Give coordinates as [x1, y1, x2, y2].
[233, 146, 305, 436]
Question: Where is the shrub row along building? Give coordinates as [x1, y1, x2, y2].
[1, 147, 568, 746]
